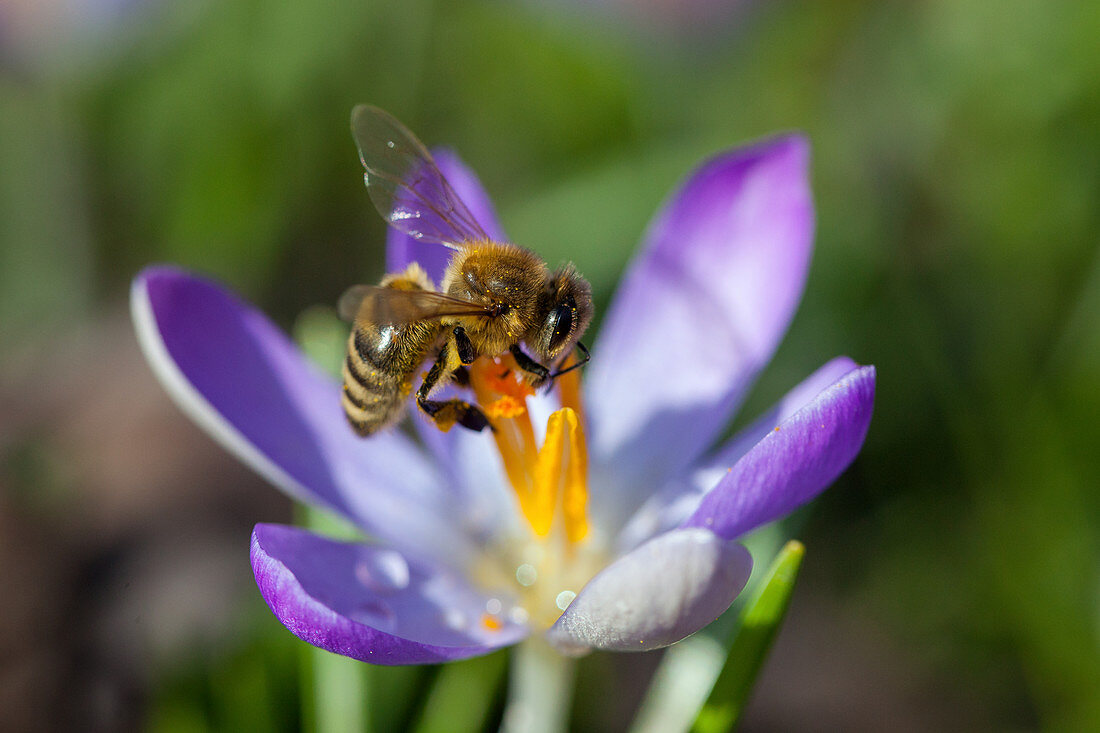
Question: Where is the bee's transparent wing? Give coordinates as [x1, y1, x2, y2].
[337, 284, 374, 323]
[339, 285, 491, 326]
[351, 105, 490, 248]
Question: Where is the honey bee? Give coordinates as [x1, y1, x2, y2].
[340, 105, 593, 436]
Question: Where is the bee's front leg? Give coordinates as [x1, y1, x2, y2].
[416, 342, 491, 432]
[453, 325, 477, 365]
[509, 345, 551, 389]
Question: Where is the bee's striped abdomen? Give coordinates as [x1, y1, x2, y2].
[341, 265, 441, 436]
[341, 325, 409, 435]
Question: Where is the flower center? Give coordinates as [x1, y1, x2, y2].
[465, 353, 604, 629]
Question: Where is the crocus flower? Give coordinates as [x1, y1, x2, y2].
[131, 134, 875, 664]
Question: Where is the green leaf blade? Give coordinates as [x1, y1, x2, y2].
[693, 540, 806, 733]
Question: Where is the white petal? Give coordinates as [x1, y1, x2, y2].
[546, 528, 751, 654]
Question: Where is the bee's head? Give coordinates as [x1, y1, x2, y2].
[532, 265, 593, 364]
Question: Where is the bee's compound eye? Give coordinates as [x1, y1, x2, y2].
[547, 297, 576, 353]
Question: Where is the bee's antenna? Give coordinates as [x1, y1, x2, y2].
[547, 341, 591, 383]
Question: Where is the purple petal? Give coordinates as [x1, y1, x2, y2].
[131, 266, 477, 562]
[700, 357, 860, 472]
[585, 136, 814, 515]
[386, 148, 507, 285]
[252, 524, 527, 665]
[614, 357, 861, 552]
[546, 528, 751, 654]
[683, 365, 875, 540]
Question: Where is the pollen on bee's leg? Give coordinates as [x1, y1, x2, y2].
[417, 403, 455, 432]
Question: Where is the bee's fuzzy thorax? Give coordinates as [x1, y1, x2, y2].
[441, 241, 550, 355]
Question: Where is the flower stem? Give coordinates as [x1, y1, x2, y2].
[413, 651, 508, 733]
[301, 642, 370, 733]
[500, 637, 576, 733]
[298, 504, 370, 733]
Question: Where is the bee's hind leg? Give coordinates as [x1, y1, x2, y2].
[416, 344, 491, 432]
[418, 398, 491, 432]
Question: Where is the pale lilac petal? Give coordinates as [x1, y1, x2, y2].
[397, 381, 556, 546]
[683, 365, 875, 540]
[417, 421, 524, 545]
[546, 528, 752, 654]
[441, 385, 572, 544]
[132, 266, 477, 562]
[386, 148, 508, 284]
[415, 380, 568, 545]
[585, 136, 814, 521]
[252, 524, 527, 665]
[615, 357, 858, 552]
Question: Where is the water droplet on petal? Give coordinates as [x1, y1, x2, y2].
[485, 597, 503, 615]
[509, 606, 530, 625]
[352, 601, 396, 632]
[555, 590, 576, 611]
[440, 608, 468, 632]
[355, 549, 410, 594]
[515, 563, 537, 587]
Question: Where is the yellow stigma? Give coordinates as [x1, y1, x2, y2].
[469, 353, 589, 544]
[533, 409, 589, 542]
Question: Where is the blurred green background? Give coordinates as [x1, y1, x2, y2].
[2, 0, 1098, 730]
